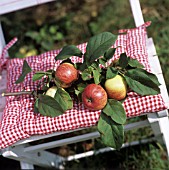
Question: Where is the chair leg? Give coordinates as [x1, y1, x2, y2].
[2, 144, 65, 169]
[20, 161, 34, 170]
[147, 110, 169, 158]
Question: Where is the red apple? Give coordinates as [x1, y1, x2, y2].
[82, 84, 107, 111]
[55, 63, 78, 88]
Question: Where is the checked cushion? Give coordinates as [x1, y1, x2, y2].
[0, 22, 167, 149]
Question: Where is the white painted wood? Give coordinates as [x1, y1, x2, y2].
[148, 111, 169, 157]
[147, 38, 162, 74]
[2, 135, 157, 168]
[0, 70, 7, 123]
[0, 70, 7, 93]
[24, 132, 100, 152]
[0, 0, 55, 15]
[66, 137, 156, 161]
[146, 38, 157, 57]
[149, 56, 163, 74]
[146, 38, 169, 108]
[0, 22, 8, 122]
[20, 161, 34, 170]
[146, 34, 169, 159]
[157, 74, 169, 108]
[0, 23, 6, 55]
[157, 110, 169, 118]
[2, 144, 65, 169]
[129, 0, 145, 27]
[124, 120, 149, 131]
[22, 119, 149, 152]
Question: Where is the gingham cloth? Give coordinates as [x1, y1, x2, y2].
[0, 22, 167, 149]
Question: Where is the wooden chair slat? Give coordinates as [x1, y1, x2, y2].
[0, 0, 55, 15]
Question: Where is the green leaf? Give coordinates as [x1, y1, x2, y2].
[54, 88, 73, 110]
[106, 67, 118, 79]
[98, 112, 124, 149]
[75, 83, 88, 99]
[98, 58, 107, 66]
[54, 89, 67, 111]
[81, 67, 93, 81]
[34, 98, 39, 113]
[85, 32, 117, 64]
[75, 89, 81, 97]
[125, 68, 160, 96]
[77, 83, 87, 92]
[104, 48, 116, 60]
[119, 53, 128, 69]
[137, 69, 161, 86]
[25, 31, 39, 40]
[91, 61, 101, 70]
[15, 60, 32, 84]
[32, 71, 52, 81]
[128, 58, 144, 68]
[55, 45, 83, 61]
[42, 85, 49, 91]
[33, 73, 45, 81]
[38, 94, 65, 117]
[103, 99, 126, 125]
[75, 62, 87, 71]
[93, 69, 101, 84]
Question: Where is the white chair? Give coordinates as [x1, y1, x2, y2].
[0, 0, 169, 169]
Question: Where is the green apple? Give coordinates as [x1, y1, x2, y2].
[45, 86, 57, 98]
[105, 75, 127, 100]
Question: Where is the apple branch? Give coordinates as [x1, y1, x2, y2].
[2, 91, 33, 97]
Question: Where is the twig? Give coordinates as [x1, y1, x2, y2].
[2, 91, 33, 97]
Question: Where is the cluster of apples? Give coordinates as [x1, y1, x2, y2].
[46, 62, 127, 111]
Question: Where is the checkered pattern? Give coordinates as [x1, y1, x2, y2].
[0, 37, 17, 72]
[0, 22, 167, 149]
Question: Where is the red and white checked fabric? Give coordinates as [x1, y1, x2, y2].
[0, 22, 167, 149]
[0, 37, 17, 73]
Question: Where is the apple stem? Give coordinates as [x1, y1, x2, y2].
[2, 91, 33, 97]
[87, 98, 92, 103]
[118, 70, 125, 77]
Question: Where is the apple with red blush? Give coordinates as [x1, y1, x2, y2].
[82, 84, 107, 111]
[55, 62, 78, 88]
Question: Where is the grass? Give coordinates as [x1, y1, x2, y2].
[63, 143, 169, 170]
[0, 0, 169, 169]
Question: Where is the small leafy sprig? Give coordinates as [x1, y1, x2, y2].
[3, 32, 161, 150]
